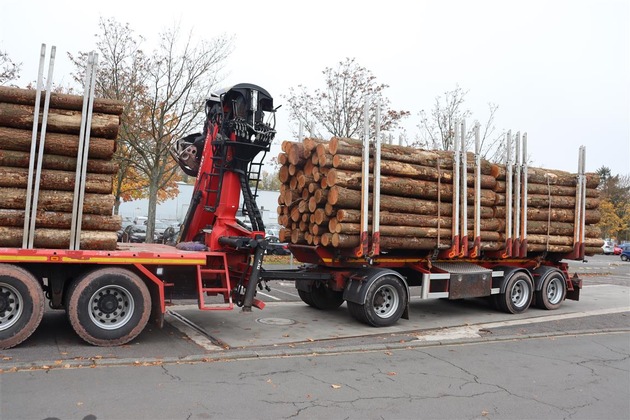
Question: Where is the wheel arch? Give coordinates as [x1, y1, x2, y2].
[495, 266, 534, 294]
[529, 266, 566, 292]
[343, 268, 410, 320]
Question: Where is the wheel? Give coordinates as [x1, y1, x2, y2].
[347, 275, 406, 327]
[297, 289, 315, 307]
[66, 267, 151, 346]
[535, 271, 566, 310]
[0, 265, 44, 349]
[298, 284, 344, 310]
[496, 272, 533, 314]
[622, 255, 629, 262]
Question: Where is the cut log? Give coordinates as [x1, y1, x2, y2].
[491, 164, 600, 188]
[494, 192, 600, 209]
[0, 86, 124, 115]
[0, 127, 116, 159]
[0, 103, 121, 139]
[332, 154, 497, 188]
[0, 149, 118, 174]
[0, 209, 121, 231]
[333, 209, 502, 231]
[329, 137, 494, 175]
[328, 186, 495, 218]
[494, 180, 599, 197]
[494, 206, 601, 224]
[0, 166, 112, 193]
[326, 169, 496, 206]
[0, 226, 117, 250]
[0, 187, 115, 215]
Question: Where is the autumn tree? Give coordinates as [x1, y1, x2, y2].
[596, 166, 630, 241]
[131, 25, 232, 241]
[69, 18, 152, 215]
[284, 58, 409, 140]
[72, 19, 232, 242]
[0, 49, 21, 86]
[416, 85, 504, 161]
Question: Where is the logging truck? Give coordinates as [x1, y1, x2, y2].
[0, 78, 598, 350]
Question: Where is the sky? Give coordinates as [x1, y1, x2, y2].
[1, 0, 628, 176]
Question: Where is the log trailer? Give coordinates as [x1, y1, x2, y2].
[0, 82, 588, 350]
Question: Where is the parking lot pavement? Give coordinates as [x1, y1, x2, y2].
[2, 279, 627, 370]
[167, 283, 630, 349]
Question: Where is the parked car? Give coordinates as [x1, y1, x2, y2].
[150, 220, 170, 242]
[614, 245, 623, 255]
[121, 224, 150, 243]
[621, 249, 630, 262]
[266, 236, 290, 255]
[601, 241, 615, 255]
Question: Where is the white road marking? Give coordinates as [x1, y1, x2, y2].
[257, 291, 281, 301]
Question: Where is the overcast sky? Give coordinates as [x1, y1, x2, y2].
[1, 0, 628, 175]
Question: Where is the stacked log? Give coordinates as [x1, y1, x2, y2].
[277, 136, 603, 257]
[277, 137, 504, 252]
[492, 163, 602, 255]
[0, 86, 123, 250]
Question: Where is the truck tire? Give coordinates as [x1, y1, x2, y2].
[347, 275, 406, 327]
[496, 272, 533, 314]
[0, 265, 44, 350]
[535, 271, 566, 310]
[66, 267, 151, 347]
[298, 284, 344, 310]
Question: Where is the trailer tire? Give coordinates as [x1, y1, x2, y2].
[66, 267, 151, 347]
[497, 272, 533, 314]
[0, 265, 44, 350]
[299, 284, 344, 310]
[535, 272, 566, 310]
[347, 275, 406, 327]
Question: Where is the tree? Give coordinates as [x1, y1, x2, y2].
[416, 85, 504, 161]
[0, 49, 21, 86]
[71, 19, 232, 242]
[69, 18, 152, 216]
[596, 166, 630, 241]
[284, 58, 409, 140]
[134, 25, 232, 241]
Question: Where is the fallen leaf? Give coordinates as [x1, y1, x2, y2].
[481, 410, 489, 416]
[307, 338, 314, 342]
[387, 372, 397, 376]
[331, 384, 341, 389]
[54, 360, 62, 365]
[77, 402, 83, 406]
[384, 351, 392, 356]
[2, 357, 12, 361]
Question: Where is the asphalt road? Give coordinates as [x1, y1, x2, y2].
[1, 331, 627, 419]
[0, 254, 628, 419]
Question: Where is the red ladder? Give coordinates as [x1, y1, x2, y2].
[196, 252, 234, 310]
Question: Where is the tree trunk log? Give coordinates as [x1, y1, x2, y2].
[326, 170, 496, 207]
[0, 103, 121, 139]
[0, 187, 115, 215]
[0, 209, 121, 231]
[0, 149, 118, 174]
[329, 137, 494, 175]
[525, 220, 601, 237]
[494, 206, 601, 224]
[0, 226, 117, 250]
[0, 127, 116, 159]
[494, 192, 600, 209]
[0, 166, 112, 193]
[333, 209, 502, 230]
[491, 164, 600, 188]
[331, 154, 497, 188]
[0, 86, 124, 115]
[494, 180, 599, 197]
[328, 186, 495, 218]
